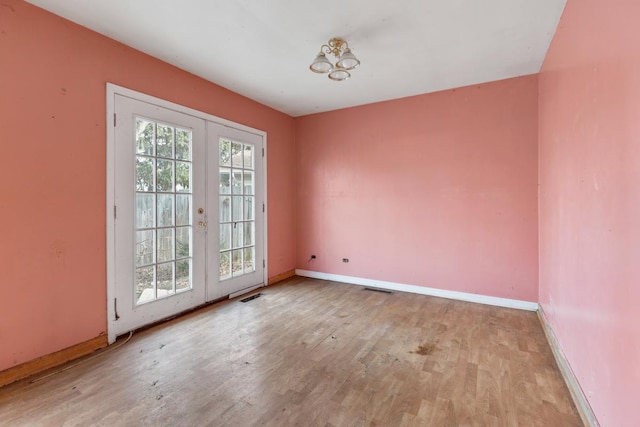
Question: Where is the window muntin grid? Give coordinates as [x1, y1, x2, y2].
[218, 139, 255, 280]
[134, 118, 193, 305]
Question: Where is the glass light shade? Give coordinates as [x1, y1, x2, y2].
[336, 48, 360, 70]
[328, 67, 350, 81]
[309, 52, 333, 73]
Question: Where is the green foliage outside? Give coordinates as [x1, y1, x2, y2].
[134, 119, 193, 297]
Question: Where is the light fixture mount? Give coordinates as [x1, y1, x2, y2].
[326, 37, 347, 58]
[309, 37, 360, 81]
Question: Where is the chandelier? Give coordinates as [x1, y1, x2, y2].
[309, 37, 360, 81]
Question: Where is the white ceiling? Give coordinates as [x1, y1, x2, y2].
[26, 0, 566, 117]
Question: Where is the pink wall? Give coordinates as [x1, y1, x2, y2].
[8, 6, 636, 423]
[538, 0, 640, 425]
[295, 76, 539, 302]
[0, 0, 295, 371]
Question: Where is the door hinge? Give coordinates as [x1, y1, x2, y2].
[262, 203, 265, 213]
[262, 147, 265, 157]
[263, 259, 265, 268]
[114, 298, 120, 320]
[113, 113, 116, 127]
[113, 205, 117, 219]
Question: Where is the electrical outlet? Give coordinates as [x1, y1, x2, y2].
[342, 258, 349, 263]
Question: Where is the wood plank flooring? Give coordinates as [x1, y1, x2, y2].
[0, 277, 582, 426]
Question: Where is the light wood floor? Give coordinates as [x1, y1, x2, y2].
[0, 277, 582, 426]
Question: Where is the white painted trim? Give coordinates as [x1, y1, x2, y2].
[106, 83, 267, 137]
[294, 269, 539, 311]
[106, 82, 268, 344]
[262, 133, 268, 289]
[537, 308, 600, 427]
[106, 85, 117, 344]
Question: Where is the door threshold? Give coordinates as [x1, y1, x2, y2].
[228, 284, 263, 299]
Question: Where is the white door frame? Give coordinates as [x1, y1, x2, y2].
[106, 83, 268, 344]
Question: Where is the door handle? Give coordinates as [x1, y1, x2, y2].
[198, 220, 208, 229]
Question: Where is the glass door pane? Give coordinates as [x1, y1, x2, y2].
[218, 139, 256, 281]
[134, 118, 193, 305]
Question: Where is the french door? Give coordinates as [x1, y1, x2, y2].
[108, 90, 265, 342]
[207, 124, 265, 300]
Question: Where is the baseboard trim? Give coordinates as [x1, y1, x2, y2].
[537, 308, 599, 427]
[295, 269, 538, 311]
[268, 269, 295, 285]
[0, 334, 108, 388]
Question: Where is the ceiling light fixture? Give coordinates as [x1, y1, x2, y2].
[309, 37, 360, 81]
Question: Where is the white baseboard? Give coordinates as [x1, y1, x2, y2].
[294, 269, 539, 311]
[537, 308, 600, 427]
